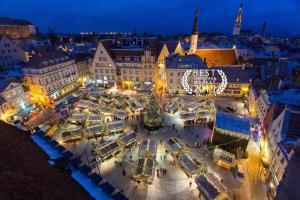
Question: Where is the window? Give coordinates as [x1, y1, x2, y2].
[111, 69, 114, 73]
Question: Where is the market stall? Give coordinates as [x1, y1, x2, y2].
[107, 120, 125, 134]
[178, 153, 200, 176]
[95, 140, 121, 161]
[84, 124, 104, 138]
[185, 101, 201, 112]
[180, 112, 196, 125]
[134, 157, 155, 184]
[68, 113, 86, 125]
[61, 124, 83, 142]
[213, 148, 236, 170]
[138, 139, 158, 158]
[195, 173, 228, 200]
[166, 102, 178, 114]
[86, 114, 102, 125]
[166, 137, 185, 156]
[117, 130, 137, 147]
[113, 109, 128, 120]
[196, 109, 212, 122]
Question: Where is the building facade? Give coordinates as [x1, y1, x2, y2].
[90, 40, 156, 90]
[0, 79, 31, 121]
[23, 52, 78, 106]
[0, 35, 28, 69]
[0, 17, 36, 39]
[266, 108, 300, 198]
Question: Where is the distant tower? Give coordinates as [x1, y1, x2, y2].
[261, 21, 267, 37]
[232, 2, 243, 36]
[189, 9, 199, 54]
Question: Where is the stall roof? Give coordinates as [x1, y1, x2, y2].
[87, 114, 102, 122]
[138, 139, 158, 157]
[215, 112, 250, 135]
[196, 175, 220, 200]
[95, 141, 120, 158]
[135, 157, 155, 178]
[180, 112, 196, 121]
[113, 109, 127, 118]
[63, 124, 82, 134]
[107, 121, 124, 131]
[178, 153, 198, 175]
[100, 106, 113, 114]
[85, 124, 104, 134]
[68, 113, 86, 122]
[118, 131, 137, 145]
[166, 137, 184, 153]
[185, 101, 201, 111]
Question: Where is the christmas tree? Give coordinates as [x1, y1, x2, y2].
[143, 94, 162, 130]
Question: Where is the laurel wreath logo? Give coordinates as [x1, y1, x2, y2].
[215, 69, 228, 95]
[181, 70, 193, 94]
[181, 69, 228, 96]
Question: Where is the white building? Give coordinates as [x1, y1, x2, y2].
[0, 35, 28, 69]
[0, 78, 31, 121]
[257, 90, 272, 124]
[266, 107, 300, 198]
[90, 39, 156, 90]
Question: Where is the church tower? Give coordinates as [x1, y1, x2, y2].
[233, 3, 243, 36]
[189, 9, 199, 54]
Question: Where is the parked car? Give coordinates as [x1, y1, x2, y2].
[235, 164, 245, 183]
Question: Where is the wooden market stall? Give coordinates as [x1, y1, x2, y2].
[138, 139, 158, 158]
[117, 130, 137, 147]
[134, 157, 155, 184]
[95, 140, 121, 161]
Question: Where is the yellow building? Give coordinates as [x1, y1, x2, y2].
[23, 51, 79, 106]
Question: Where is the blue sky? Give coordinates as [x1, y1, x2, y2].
[1, 0, 300, 37]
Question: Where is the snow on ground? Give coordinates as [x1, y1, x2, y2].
[71, 169, 111, 200]
[31, 135, 61, 159]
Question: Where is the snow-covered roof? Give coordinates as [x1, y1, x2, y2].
[68, 113, 86, 122]
[180, 112, 196, 121]
[107, 121, 124, 131]
[87, 114, 101, 122]
[85, 124, 103, 134]
[138, 139, 158, 157]
[113, 109, 127, 119]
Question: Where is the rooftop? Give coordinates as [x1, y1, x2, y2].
[215, 112, 250, 135]
[195, 48, 239, 66]
[0, 17, 33, 26]
[24, 51, 72, 69]
[0, 121, 92, 200]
